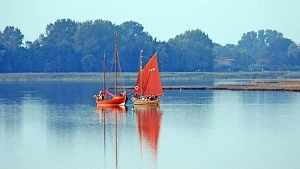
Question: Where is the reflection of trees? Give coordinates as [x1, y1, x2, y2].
[0, 82, 102, 145]
[1, 82, 96, 106]
[0, 104, 22, 139]
[0, 83, 24, 138]
[163, 90, 214, 131]
[241, 91, 296, 105]
[45, 105, 77, 143]
[164, 90, 214, 105]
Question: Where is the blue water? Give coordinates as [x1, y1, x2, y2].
[0, 81, 300, 169]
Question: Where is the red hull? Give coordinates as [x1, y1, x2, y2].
[95, 95, 127, 106]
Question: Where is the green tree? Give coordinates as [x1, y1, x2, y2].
[0, 43, 6, 72]
[167, 29, 214, 71]
[0, 26, 25, 72]
[237, 30, 283, 65]
[156, 42, 169, 72]
[0, 26, 24, 50]
[74, 19, 116, 72]
[42, 19, 79, 72]
[213, 43, 236, 59]
[287, 42, 300, 68]
[117, 21, 156, 72]
[257, 38, 293, 70]
[231, 50, 253, 71]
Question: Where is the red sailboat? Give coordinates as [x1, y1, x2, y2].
[93, 33, 127, 106]
[132, 51, 164, 106]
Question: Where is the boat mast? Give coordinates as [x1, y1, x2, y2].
[114, 33, 118, 96]
[139, 50, 143, 95]
[103, 52, 106, 99]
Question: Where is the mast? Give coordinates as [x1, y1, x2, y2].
[103, 52, 106, 99]
[114, 33, 118, 96]
[139, 50, 143, 95]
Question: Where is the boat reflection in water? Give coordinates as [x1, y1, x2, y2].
[95, 105, 127, 169]
[95, 105, 162, 169]
[134, 105, 162, 168]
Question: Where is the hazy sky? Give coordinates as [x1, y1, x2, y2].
[1, 0, 299, 45]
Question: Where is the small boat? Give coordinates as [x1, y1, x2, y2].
[93, 33, 128, 106]
[132, 51, 164, 106]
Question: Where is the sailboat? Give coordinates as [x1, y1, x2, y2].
[132, 51, 164, 106]
[93, 33, 128, 106]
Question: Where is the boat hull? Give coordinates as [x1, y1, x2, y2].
[96, 105, 127, 113]
[95, 95, 127, 106]
[132, 98, 160, 106]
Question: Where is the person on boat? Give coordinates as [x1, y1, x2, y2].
[125, 94, 128, 103]
[99, 91, 104, 100]
[133, 94, 138, 100]
[155, 94, 158, 100]
[151, 95, 155, 100]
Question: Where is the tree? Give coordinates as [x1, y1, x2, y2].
[213, 43, 236, 59]
[287, 42, 300, 68]
[42, 19, 79, 72]
[117, 21, 155, 72]
[156, 42, 169, 72]
[167, 29, 214, 71]
[0, 43, 6, 72]
[231, 50, 253, 71]
[0, 26, 25, 72]
[257, 38, 293, 70]
[237, 30, 283, 63]
[0, 26, 24, 50]
[74, 19, 116, 72]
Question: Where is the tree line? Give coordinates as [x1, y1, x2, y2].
[0, 18, 300, 73]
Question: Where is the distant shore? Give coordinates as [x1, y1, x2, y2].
[1, 71, 300, 82]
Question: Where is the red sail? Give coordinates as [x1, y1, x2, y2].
[133, 53, 163, 96]
[134, 71, 142, 94]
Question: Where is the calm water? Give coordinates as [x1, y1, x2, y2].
[1, 80, 300, 169]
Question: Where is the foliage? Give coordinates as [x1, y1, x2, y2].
[167, 30, 214, 71]
[214, 29, 298, 72]
[0, 21, 299, 73]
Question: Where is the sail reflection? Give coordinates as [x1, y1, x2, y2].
[135, 105, 162, 164]
[95, 106, 127, 169]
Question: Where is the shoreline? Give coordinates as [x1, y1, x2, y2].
[1, 71, 300, 82]
[117, 80, 300, 92]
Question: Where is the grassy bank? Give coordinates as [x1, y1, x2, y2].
[1, 71, 300, 82]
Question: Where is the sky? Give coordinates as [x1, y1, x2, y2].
[1, 0, 300, 45]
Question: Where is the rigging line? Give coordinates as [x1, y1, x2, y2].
[106, 52, 114, 92]
[117, 55, 126, 93]
[127, 90, 135, 96]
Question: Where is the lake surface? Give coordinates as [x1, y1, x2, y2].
[1, 80, 300, 169]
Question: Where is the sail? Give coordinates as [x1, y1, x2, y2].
[134, 53, 163, 96]
[134, 71, 142, 94]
